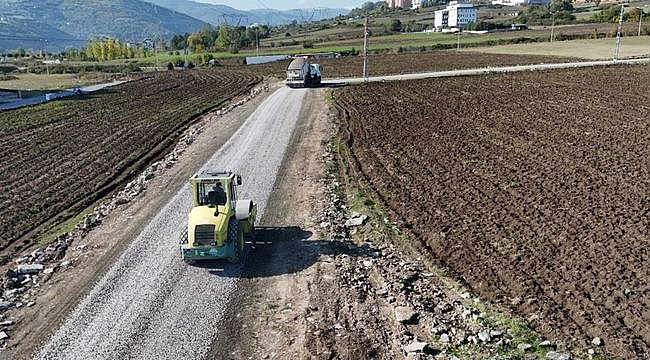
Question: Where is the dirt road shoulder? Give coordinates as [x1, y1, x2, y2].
[209, 87, 568, 360]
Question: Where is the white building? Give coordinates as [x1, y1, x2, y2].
[434, 1, 477, 29]
[387, 0, 412, 8]
[411, 0, 429, 8]
[491, 0, 549, 5]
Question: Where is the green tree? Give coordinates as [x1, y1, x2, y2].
[187, 32, 203, 52]
[361, 1, 376, 12]
[199, 24, 218, 49]
[390, 19, 402, 32]
[170, 34, 188, 50]
[590, 5, 621, 23]
[548, 0, 573, 13]
[627, 7, 643, 23]
[215, 25, 233, 50]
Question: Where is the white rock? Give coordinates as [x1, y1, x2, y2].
[478, 331, 491, 342]
[490, 330, 503, 337]
[592, 337, 603, 346]
[395, 306, 418, 324]
[403, 341, 428, 353]
[345, 213, 368, 227]
[517, 343, 532, 352]
[0, 331, 8, 340]
[16, 264, 44, 274]
[546, 351, 570, 360]
[439, 333, 450, 343]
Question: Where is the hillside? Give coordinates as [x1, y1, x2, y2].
[0, 0, 207, 52]
[144, 0, 350, 26]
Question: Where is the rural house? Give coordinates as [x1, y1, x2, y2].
[434, 1, 478, 29]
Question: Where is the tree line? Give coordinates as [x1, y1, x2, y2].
[170, 24, 270, 54]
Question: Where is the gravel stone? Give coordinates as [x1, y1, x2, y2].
[0, 302, 12, 311]
[439, 333, 450, 343]
[540, 340, 553, 347]
[345, 213, 368, 227]
[395, 306, 418, 324]
[546, 351, 571, 360]
[16, 264, 44, 274]
[477, 331, 491, 342]
[518, 343, 533, 352]
[403, 340, 428, 353]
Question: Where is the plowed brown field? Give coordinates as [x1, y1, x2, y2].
[246, 51, 577, 79]
[334, 65, 650, 358]
[0, 69, 261, 253]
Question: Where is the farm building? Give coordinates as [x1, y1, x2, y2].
[434, 1, 477, 29]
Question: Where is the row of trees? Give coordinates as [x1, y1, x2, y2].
[81, 37, 152, 61]
[513, 1, 646, 26]
[68, 22, 272, 61]
[590, 5, 646, 23]
[170, 24, 271, 54]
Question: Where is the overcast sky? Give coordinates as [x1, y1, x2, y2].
[193, 0, 365, 11]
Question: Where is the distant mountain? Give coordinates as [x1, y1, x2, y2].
[0, 0, 207, 52]
[144, 0, 350, 26]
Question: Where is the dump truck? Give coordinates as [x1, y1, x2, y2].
[285, 57, 321, 88]
[179, 171, 256, 262]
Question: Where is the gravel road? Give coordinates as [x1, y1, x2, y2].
[0, 81, 126, 112]
[35, 87, 307, 360]
[327, 57, 649, 84]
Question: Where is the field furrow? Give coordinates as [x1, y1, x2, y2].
[334, 65, 650, 358]
[0, 69, 262, 251]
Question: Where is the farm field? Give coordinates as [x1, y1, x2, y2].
[0, 72, 112, 92]
[0, 69, 261, 253]
[246, 51, 578, 79]
[471, 36, 650, 60]
[333, 65, 650, 358]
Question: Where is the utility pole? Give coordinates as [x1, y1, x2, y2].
[363, 16, 369, 81]
[251, 24, 260, 56]
[614, 3, 626, 61]
[43, 39, 49, 75]
[638, 9, 643, 36]
[550, 11, 557, 43]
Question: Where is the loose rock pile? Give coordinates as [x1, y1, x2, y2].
[313, 142, 574, 359]
[0, 84, 269, 347]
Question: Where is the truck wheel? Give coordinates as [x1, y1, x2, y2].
[228, 219, 244, 262]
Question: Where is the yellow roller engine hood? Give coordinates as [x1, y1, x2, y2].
[188, 205, 229, 247]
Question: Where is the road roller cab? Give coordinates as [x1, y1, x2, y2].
[180, 171, 256, 262]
